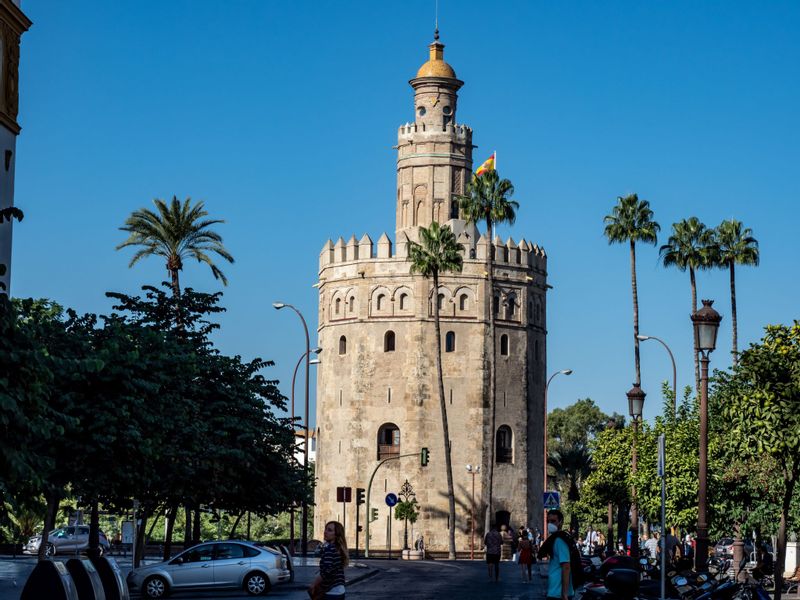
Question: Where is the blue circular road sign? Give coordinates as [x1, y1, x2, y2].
[385, 493, 398, 507]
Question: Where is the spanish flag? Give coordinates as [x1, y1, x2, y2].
[475, 152, 496, 176]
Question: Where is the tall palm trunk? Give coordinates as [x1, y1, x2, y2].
[630, 240, 641, 385]
[484, 219, 497, 535]
[432, 271, 457, 559]
[729, 261, 739, 366]
[690, 267, 700, 394]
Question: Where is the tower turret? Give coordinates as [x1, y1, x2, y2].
[396, 32, 476, 243]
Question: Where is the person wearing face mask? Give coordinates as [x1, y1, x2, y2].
[538, 510, 578, 600]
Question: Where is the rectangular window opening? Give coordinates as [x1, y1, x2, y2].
[388, 387, 392, 404]
[339, 389, 343, 407]
[449, 389, 453, 405]
[338, 440, 341, 454]
[503, 391, 507, 407]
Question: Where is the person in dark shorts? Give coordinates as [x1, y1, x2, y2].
[484, 523, 502, 581]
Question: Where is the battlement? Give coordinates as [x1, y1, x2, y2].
[319, 231, 546, 272]
[397, 122, 473, 142]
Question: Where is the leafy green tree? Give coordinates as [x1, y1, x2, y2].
[603, 194, 660, 385]
[394, 500, 420, 551]
[547, 398, 622, 532]
[409, 222, 463, 560]
[116, 196, 234, 298]
[715, 323, 800, 600]
[659, 217, 717, 392]
[454, 169, 518, 530]
[715, 220, 759, 366]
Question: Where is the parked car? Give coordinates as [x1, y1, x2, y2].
[126, 540, 290, 598]
[714, 537, 754, 558]
[24, 525, 110, 557]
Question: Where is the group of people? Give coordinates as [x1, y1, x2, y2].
[483, 523, 542, 582]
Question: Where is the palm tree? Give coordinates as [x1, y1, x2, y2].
[454, 169, 518, 532]
[409, 221, 464, 560]
[659, 217, 716, 392]
[715, 219, 759, 365]
[548, 444, 593, 534]
[117, 196, 234, 299]
[603, 194, 660, 386]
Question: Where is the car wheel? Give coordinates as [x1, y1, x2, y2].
[244, 571, 270, 596]
[45, 543, 55, 557]
[143, 575, 169, 599]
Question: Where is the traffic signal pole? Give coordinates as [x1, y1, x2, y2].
[365, 451, 425, 558]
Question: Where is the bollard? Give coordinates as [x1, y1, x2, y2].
[66, 558, 107, 600]
[89, 556, 130, 600]
[21, 560, 79, 600]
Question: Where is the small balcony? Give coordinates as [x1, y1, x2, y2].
[378, 444, 400, 460]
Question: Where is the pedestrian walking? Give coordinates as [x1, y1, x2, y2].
[518, 530, 535, 583]
[484, 523, 502, 582]
[309, 521, 348, 600]
[538, 510, 577, 600]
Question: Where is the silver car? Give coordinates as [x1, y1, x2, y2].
[126, 540, 290, 598]
[24, 525, 110, 556]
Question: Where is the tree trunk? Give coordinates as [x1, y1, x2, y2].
[163, 504, 177, 561]
[774, 471, 797, 600]
[37, 493, 60, 561]
[432, 271, 457, 560]
[630, 241, 641, 385]
[183, 506, 192, 548]
[485, 219, 497, 537]
[617, 503, 629, 554]
[729, 261, 738, 366]
[87, 501, 100, 559]
[134, 513, 148, 568]
[690, 267, 700, 394]
[229, 513, 244, 539]
[607, 502, 614, 553]
[192, 508, 201, 545]
[170, 266, 181, 299]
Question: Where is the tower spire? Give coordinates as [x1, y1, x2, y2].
[434, 0, 439, 40]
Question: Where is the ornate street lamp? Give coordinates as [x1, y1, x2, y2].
[397, 479, 416, 551]
[691, 299, 722, 569]
[626, 382, 646, 559]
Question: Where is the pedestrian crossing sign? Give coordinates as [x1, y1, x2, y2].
[543, 491, 560, 510]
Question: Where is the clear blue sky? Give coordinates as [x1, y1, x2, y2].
[13, 1, 799, 424]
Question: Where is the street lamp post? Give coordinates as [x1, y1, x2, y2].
[626, 383, 645, 560]
[637, 335, 677, 411]
[544, 369, 573, 537]
[466, 464, 481, 559]
[288, 347, 321, 555]
[274, 302, 312, 556]
[691, 299, 722, 570]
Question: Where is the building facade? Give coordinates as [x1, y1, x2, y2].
[314, 35, 549, 552]
[0, 0, 30, 294]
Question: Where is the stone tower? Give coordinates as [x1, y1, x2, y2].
[314, 34, 549, 553]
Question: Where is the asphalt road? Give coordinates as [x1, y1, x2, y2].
[0, 555, 549, 600]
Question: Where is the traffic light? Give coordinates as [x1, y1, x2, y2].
[356, 487, 365, 505]
[420, 447, 430, 467]
[370, 508, 379, 522]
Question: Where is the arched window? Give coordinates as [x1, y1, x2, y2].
[507, 295, 516, 319]
[377, 294, 385, 311]
[459, 294, 468, 311]
[377, 423, 400, 459]
[500, 334, 509, 356]
[535, 302, 542, 324]
[493, 296, 500, 317]
[399, 293, 408, 310]
[348, 296, 355, 313]
[335, 298, 341, 315]
[384, 330, 396, 352]
[469, 248, 476, 259]
[445, 331, 456, 353]
[437, 293, 445, 310]
[496, 425, 513, 463]
[449, 201, 459, 219]
[339, 335, 347, 355]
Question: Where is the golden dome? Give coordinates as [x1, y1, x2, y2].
[416, 39, 457, 79]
